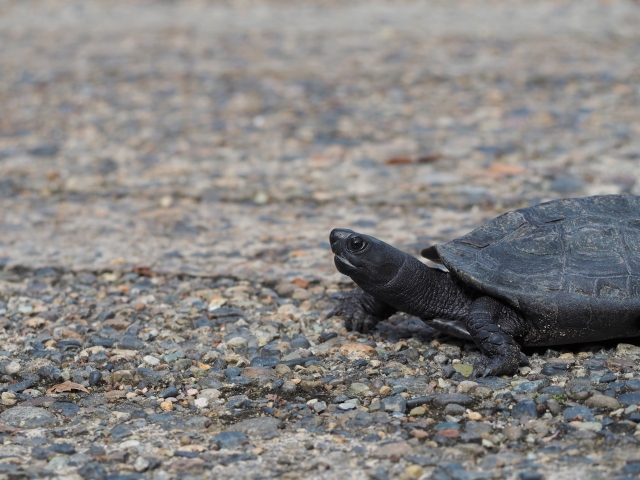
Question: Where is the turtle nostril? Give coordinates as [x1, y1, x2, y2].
[330, 228, 347, 243]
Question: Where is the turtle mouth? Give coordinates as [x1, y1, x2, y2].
[334, 254, 358, 273]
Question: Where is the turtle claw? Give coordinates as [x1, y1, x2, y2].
[325, 289, 389, 334]
[472, 354, 519, 378]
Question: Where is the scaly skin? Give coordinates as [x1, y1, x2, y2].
[327, 288, 397, 333]
[329, 228, 529, 376]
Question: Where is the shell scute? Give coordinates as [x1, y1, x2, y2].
[434, 195, 640, 341]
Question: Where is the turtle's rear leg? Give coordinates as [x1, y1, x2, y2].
[466, 296, 527, 377]
[326, 288, 397, 333]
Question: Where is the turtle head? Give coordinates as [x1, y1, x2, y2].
[329, 228, 407, 290]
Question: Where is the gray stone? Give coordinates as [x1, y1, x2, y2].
[563, 405, 595, 422]
[540, 386, 565, 396]
[598, 373, 617, 383]
[226, 376, 252, 385]
[474, 377, 508, 390]
[48, 456, 70, 469]
[49, 402, 80, 417]
[163, 351, 185, 363]
[224, 367, 243, 377]
[110, 424, 133, 441]
[618, 393, 640, 407]
[280, 356, 319, 368]
[117, 335, 145, 350]
[585, 394, 620, 410]
[291, 337, 311, 349]
[250, 356, 279, 368]
[226, 417, 282, 438]
[211, 431, 250, 449]
[37, 366, 62, 381]
[512, 379, 548, 394]
[49, 443, 76, 455]
[226, 394, 251, 409]
[185, 416, 212, 430]
[625, 379, 640, 391]
[511, 400, 539, 419]
[432, 394, 473, 407]
[77, 461, 107, 479]
[199, 377, 224, 389]
[349, 383, 370, 395]
[313, 401, 327, 413]
[5, 374, 39, 392]
[158, 386, 179, 398]
[545, 398, 561, 415]
[88, 371, 102, 386]
[0, 406, 57, 428]
[549, 176, 584, 194]
[381, 395, 407, 413]
[443, 403, 465, 416]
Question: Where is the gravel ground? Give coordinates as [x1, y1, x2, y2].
[1, 1, 640, 479]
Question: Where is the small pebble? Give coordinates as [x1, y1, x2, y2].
[405, 465, 423, 478]
[5, 361, 21, 375]
[1, 392, 17, 406]
[88, 371, 102, 386]
[409, 406, 426, 416]
[144, 355, 161, 366]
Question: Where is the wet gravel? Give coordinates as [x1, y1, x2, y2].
[1, 0, 640, 479]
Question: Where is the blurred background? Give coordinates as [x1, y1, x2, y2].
[0, 0, 639, 282]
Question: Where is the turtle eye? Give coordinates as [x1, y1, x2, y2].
[348, 236, 367, 252]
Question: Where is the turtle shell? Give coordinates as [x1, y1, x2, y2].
[430, 195, 640, 345]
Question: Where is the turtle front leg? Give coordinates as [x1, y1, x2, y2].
[327, 288, 397, 333]
[466, 296, 527, 377]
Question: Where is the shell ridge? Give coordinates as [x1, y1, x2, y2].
[437, 195, 640, 323]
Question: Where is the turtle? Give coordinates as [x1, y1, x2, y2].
[329, 194, 640, 376]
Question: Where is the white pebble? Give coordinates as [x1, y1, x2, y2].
[199, 388, 220, 400]
[1, 392, 17, 406]
[5, 361, 21, 375]
[143, 355, 160, 366]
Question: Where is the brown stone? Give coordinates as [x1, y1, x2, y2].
[292, 278, 309, 288]
[104, 390, 127, 399]
[373, 441, 413, 458]
[19, 396, 56, 408]
[436, 429, 459, 438]
[504, 426, 523, 441]
[102, 319, 130, 331]
[605, 358, 634, 369]
[168, 458, 205, 472]
[339, 343, 377, 360]
[410, 429, 429, 440]
[22, 317, 47, 328]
